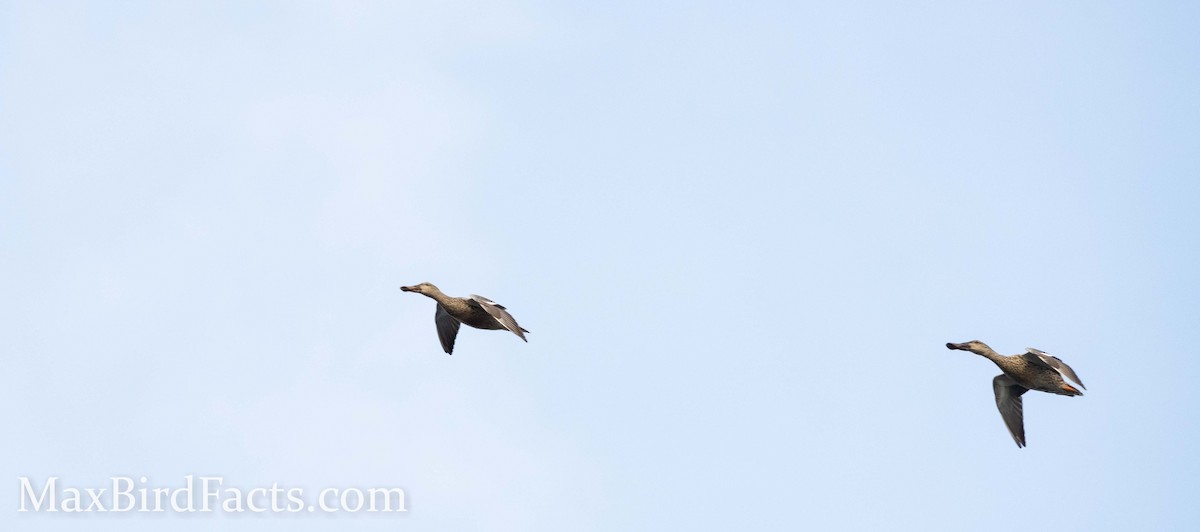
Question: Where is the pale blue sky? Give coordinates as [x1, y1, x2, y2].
[3, 1, 1199, 530]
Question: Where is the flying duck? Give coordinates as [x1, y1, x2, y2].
[401, 283, 528, 355]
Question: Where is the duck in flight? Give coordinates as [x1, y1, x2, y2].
[946, 340, 1086, 448]
[401, 282, 528, 355]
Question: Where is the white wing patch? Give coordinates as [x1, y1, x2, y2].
[1026, 347, 1085, 389]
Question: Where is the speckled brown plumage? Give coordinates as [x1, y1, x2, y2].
[947, 340, 1085, 448]
[401, 282, 529, 355]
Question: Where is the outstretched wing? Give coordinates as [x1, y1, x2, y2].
[435, 304, 461, 355]
[1025, 348, 1086, 390]
[469, 295, 528, 341]
[993, 374, 1029, 448]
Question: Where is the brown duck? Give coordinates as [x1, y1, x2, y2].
[401, 282, 528, 355]
[946, 340, 1086, 448]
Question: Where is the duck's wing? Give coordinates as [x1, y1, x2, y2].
[435, 304, 461, 355]
[993, 374, 1029, 448]
[469, 295, 528, 341]
[1025, 348, 1086, 390]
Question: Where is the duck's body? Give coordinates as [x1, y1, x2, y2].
[946, 340, 1086, 448]
[401, 282, 528, 355]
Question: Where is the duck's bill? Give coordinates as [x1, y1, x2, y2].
[945, 342, 968, 350]
[400, 286, 416, 292]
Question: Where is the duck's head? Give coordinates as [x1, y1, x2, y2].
[400, 282, 440, 295]
[945, 340, 992, 355]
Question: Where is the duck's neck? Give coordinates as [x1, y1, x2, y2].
[424, 288, 455, 307]
[975, 345, 1007, 365]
